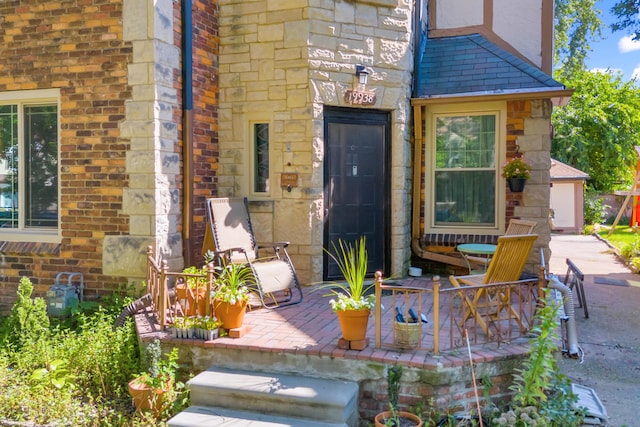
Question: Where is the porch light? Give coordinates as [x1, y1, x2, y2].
[355, 64, 369, 85]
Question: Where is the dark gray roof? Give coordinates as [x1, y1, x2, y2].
[415, 34, 565, 98]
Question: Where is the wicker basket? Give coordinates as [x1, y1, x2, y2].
[393, 320, 421, 348]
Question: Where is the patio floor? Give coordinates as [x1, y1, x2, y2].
[133, 275, 532, 371]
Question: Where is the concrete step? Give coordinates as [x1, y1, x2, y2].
[177, 367, 359, 426]
[168, 406, 349, 427]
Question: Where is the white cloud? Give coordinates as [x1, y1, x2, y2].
[589, 67, 622, 75]
[618, 36, 640, 53]
[632, 65, 640, 80]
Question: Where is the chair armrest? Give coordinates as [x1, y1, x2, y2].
[257, 241, 290, 249]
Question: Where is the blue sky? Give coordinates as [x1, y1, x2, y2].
[586, 0, 640, 81]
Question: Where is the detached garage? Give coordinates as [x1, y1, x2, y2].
[550, 159, 589, 233]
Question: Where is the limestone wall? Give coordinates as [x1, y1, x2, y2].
[219, 0, 415, 284]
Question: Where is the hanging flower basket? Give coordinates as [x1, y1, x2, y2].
[507, 177, 527, 192]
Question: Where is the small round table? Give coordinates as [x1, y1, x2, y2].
[457, 243, 497, 274]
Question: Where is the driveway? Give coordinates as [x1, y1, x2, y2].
[549, 234, 640, 427]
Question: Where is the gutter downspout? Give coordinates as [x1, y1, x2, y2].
[182, 0, 194, 267]
[548, 274, 580, 357]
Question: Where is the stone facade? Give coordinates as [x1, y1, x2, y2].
[218, 0, 415, 284]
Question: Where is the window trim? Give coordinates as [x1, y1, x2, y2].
[246, 116, 272, 199]
[0, 88, 61, 243]
[425, 101, 506, 235]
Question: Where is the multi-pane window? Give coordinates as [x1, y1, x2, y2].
[0, 95, 59, 232]
[429, 107, 503, 231]
[253, 123, 269, 193]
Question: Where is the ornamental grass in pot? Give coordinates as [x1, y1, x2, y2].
[320, 236, 376, 341]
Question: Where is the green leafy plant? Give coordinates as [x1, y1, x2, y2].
[386, 365, 403, 426]
[136, 339, 179, 390]
[492, 291, 584, 427]
[213, 258, 255, 305]
[322, 236, 375, 312]
[30, 358, 76, 390]
[501, 156, 531, 179]
[182, 265, 208, 290]
[1, 276, 50, 351]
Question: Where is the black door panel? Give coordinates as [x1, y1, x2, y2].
[324, 107, 390, 281]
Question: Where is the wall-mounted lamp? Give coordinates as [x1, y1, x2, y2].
[355, 64, 369, 85]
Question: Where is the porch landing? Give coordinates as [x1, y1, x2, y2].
[132, 276, 533, 422]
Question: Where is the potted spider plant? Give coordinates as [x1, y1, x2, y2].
[212, 259, 255, 330]
[322, 236, 375, 341]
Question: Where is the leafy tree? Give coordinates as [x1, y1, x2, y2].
[552, 69, 640, 192]
[611, 0, 640, 41]
[554, 0, 603, 79]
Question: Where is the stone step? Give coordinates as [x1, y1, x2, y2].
[168, 406, 349, 427]
[180, 367, 359, 425]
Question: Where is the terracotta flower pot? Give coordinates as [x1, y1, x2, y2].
[214, 299, 248, 329]
[128, 377, 168, 416]
[187, 287, 208, 316]
[336, 308, 370, 341]
[374, 411, 423, 427]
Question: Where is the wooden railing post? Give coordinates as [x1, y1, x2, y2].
[159, 259, 168, 330]
[206, 262, 215, 317]
[374, 271, 383, 349]
[432, 275, 440, 355]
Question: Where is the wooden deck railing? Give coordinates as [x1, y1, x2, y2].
[146, 246, 215, 330]
[374, 268, 546, 355]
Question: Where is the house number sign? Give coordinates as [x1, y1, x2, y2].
[345, 90, 376, 106]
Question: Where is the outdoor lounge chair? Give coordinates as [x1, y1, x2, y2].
[203, 197, 303, 309]
[449, 233, 538, 336]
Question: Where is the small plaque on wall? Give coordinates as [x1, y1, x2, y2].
[281, 173, 298, 188]
[345, 90, 376, 106]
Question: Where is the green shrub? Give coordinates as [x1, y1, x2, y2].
[583, 192, 608, 225]
[492, 291, 584, 427]
[0, 279, 184, 426]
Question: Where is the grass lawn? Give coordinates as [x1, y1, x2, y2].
[596, 225, 640, 252]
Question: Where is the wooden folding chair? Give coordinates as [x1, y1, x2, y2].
[203, 197, 303, 308]
[463, 218, 537, 272]
[449, 234, 538, 335]
[505, 218, 537, 235]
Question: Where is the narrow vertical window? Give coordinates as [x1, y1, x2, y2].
[0, 105, 18, 228]
[24, 105, 58, 228]
[254, 123, 269, 193]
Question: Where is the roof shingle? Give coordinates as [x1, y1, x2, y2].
[416, 34, 566, 98]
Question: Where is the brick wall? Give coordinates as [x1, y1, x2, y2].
[0, 0, 220, 311]
[0, 0, 133, 309]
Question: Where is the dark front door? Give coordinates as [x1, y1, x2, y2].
[323, 107, 390, 281]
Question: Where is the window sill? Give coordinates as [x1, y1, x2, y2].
[0, 240, 61, 256]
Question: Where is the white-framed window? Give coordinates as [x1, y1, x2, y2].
[425, 101, 506, 234]
[247, 118, 271, 197]
[0, 89, 60, 242]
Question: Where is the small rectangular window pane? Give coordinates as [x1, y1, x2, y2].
[433, 113, 497, 227]
[0, 105, 18, 228]
[24, 105, 58, 228]
[435, 170, 495, 225]
[435, 115, 495, 168]
[254, 123, 269, 193]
